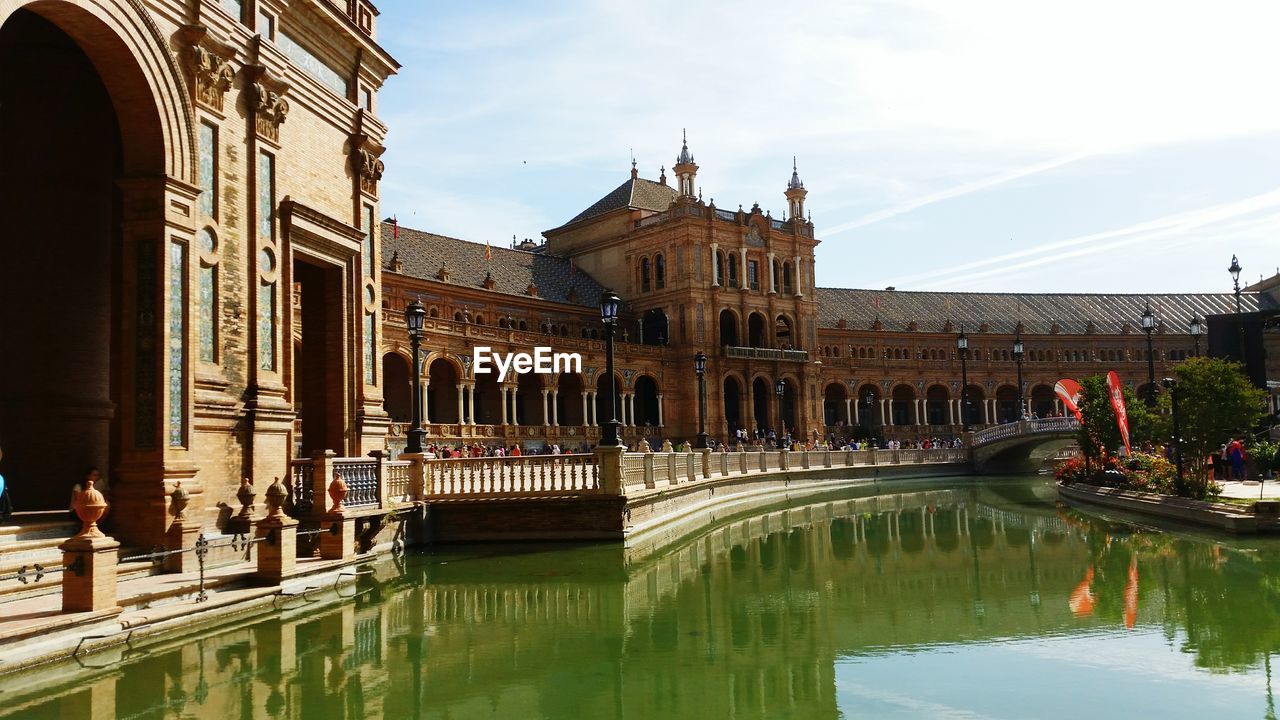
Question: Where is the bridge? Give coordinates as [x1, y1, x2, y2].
[971, 417, 1080, 473]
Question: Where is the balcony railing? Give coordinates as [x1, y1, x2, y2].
[723, 346, 810, 362]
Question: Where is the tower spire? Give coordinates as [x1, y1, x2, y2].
[673, 129, 698, 197]
[785, 156, 807, 220]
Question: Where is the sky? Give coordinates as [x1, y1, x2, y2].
[374, 0, 1280, 294]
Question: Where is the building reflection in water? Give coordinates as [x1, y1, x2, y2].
[3, 479, 1280, 719]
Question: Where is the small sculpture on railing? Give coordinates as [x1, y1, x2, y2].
[235, 477, 256, 520]
[638, 438, 651, 453]
[327, 470, 348, 515]
[264, 477, 286, 518]
[661, 439, 673, 453]
[169, 481, 190, 521]
[71, 473, 108, 539]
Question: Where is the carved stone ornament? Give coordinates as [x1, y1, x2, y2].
[354, 147, 385, 195]
[191, 44, 236, 111]
[249, 83, 290, 142]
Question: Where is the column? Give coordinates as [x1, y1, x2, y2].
[710, 242, 720, 287]
[947, 399, 955, 425]
[551, 389, 559, 426]
[541, 388, 550, 426]
[588, 391, 597, 426]
[794, 256, 804, 297]
[500, 386, 509, 425]
[629, 393, 637, 427]
[422, 379, 431, 425]
[845, 398, 853, 424]
[881, 399, 891, 426]
[767, 252, 777, 294]
[852, 399, 859, 424]
[657, 394, 664, 426]
[467, 384, 476, 425]
[456, 384, 465, 425]
[915, 399, 923, 425]
[581, 392, 589, 428]
[740, 247, 749, 290]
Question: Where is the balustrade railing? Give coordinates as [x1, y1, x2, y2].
[972, 417, 1080, 445]
[289, 459, 315, 515]
[723, 346, 810, 362]
[425, 454, 600, 497]
[333, 457, 380, 508]
[385, 460, 413, 503]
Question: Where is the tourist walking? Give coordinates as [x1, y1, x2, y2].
[1227, 439, 1247, 481]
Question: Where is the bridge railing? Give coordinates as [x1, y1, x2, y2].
[972, 417, 1079, 446]
[425, 454, 600, 497]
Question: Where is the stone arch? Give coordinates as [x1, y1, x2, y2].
[747, 312, 767, 348]
[925, 384, 950, 425]
[751, 376, 771, 431]
[426, 358, 459, 423]
[641, 308, 668, 345]
[381, 352, 412, 423]
[718, 307, 739, 347]
[722, 373, 745, 435]
[774, 314, 794, 349]
[857, 383, 881, 427]
[891, 384, 917, 425]
[640, 256, 651, 291]
[515, 371, 546, 425]
[473, 371, 502, 425]
[1030, 383, 1056, 417]
[995, 384, 1020, 422]
[654, 253, 665, 289]
[633, 374, 660, 427]
[823, 382, 847, 426]
[594, 371, 624, 426]
[556, 372, 586, 426]
[777, 375, 800, 434]
[962, 384, 986, 425]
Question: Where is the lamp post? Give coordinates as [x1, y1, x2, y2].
[1230, 254, 1247, 361]
[1163, 377, 1185, 495]
[1013, 330, 1025, 418]
[599, 290, 622, 447]
[1189, 314, 1203, 357]
[1141, 301, 1157, 407]
[863, 389, 876, 432]
[957, 327, 970, 432]
[694, 351, 708, 449]
[404, 297, 426, 455]
[775, 378, 786, 446]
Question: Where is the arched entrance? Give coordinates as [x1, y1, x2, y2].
[1030, 384, 1056, 417]
[775, 315, 794, 349]
[722, 376, 743, 435]
[778, 378, 798, 434]
[751, 377, 771, 432]
[996, 385, 1020, 422]
[634, 375, 660, 427]
[595, 373, 620, 427]
[748, 313, 767, 348]
[891, 385, 917, 426]
[557, 373, 585, 426]
[641, 309, 669, 346]
[719, 309, 739, 347]
[381, 353, 412, 423]
[516, 373, 544, 425]
[962, 385, 986, 426]
[0, 5, 188, 519]
[473, 373, 502, 425]
[823, 383, 847, 426]
[426, 359, 460, 424]
[858, 384, 881, 429]
[925, 384, 950, 426]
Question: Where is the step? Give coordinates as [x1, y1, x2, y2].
[0, 546, 166, 605]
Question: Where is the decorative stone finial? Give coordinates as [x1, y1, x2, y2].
[72, 477, 108, 539]
[169, 481, 190, 521]
[235, 478, 256, 520]
[264, 477, 286, 518]
[327, 471, 348, 515]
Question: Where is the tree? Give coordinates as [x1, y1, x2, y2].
[1158, 357, 1269, 480]
[1075, 374, 1158, 464]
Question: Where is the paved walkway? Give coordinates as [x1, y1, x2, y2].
[1218, 480, 1280, 500]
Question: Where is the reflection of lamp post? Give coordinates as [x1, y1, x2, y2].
[599, 290, 622, 447]
[694, 351, 708, 449]
[1189, 315, 1203, 357]
[404, 297, 426, 455]
[775, 378, 786, 443]
[958, 327, 971, 431]
[1141, 302, 1157, 407]
[1013, 331, 1025, 417]
[1163, 376, 1185, 496]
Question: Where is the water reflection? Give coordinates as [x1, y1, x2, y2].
[3, 477, 1279, 719]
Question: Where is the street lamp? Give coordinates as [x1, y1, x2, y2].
[775, 378, 786, 446]
[1230, 254, 1243, 313]
[863, 389, 877, 430]
[1162, 377, 1185, 495]
[957, 326, 971, 432]
[599, 290, 623, 447]
[404, 297, 426, 455]
[1141, 301, 1157, 407]
[1013, 330, 1025, 417]
[694, 351, 708, 449]
[1189, 314, 1203, 357]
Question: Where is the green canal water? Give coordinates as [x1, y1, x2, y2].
[3, 475, 1280, 719]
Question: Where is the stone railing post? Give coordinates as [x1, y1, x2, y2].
[402, 453, 426, 500]
[780, 450, 790, 471]
[760, 448, 769, 471]
[643, 453, 655, 489]
[667, 453, 677, 483]
[594, 445, 625, 495]
[369, 450, 388, 510]
[320, 472, 356, 562]
[164, 482, 200, 573]
[824, 450, 832, 468]
[869, 449, 878, 466]
[801, 451, 811, 470]
[60, 479, 119, 613]
[256, 477, 298, 584]
[312, 450, 336, 519]
[701, 448, 711, 479]
[739, 452, 747, 474]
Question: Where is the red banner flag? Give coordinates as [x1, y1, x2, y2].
[1055, 379, 1084, 423]
[392, 215, 399, 240]
[1106, 371, 1131, 454]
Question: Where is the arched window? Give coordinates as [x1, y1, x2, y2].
[518, 320, 528, 331]
[728, 254, 740, 288]
[655, 254, 666, 289]
[453, 311, 464, 322]
[714, 250, 725, 286]
[772, 258, 781, 293]
[473, 314, 484, 325]
[782, 261, 794, 294]
[428, 306, 440, 318]
[640, 257, 652, 292]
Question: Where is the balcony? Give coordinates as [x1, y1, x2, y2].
[723, 346, 810, 362]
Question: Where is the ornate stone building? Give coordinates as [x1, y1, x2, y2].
[380, 135, 1273, 448]
[0, 0, 396, 547]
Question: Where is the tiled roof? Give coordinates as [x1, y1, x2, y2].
[815, 288, 1268, 335]
[382, 222, 604, 308]
[560, 176, 678, 227]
